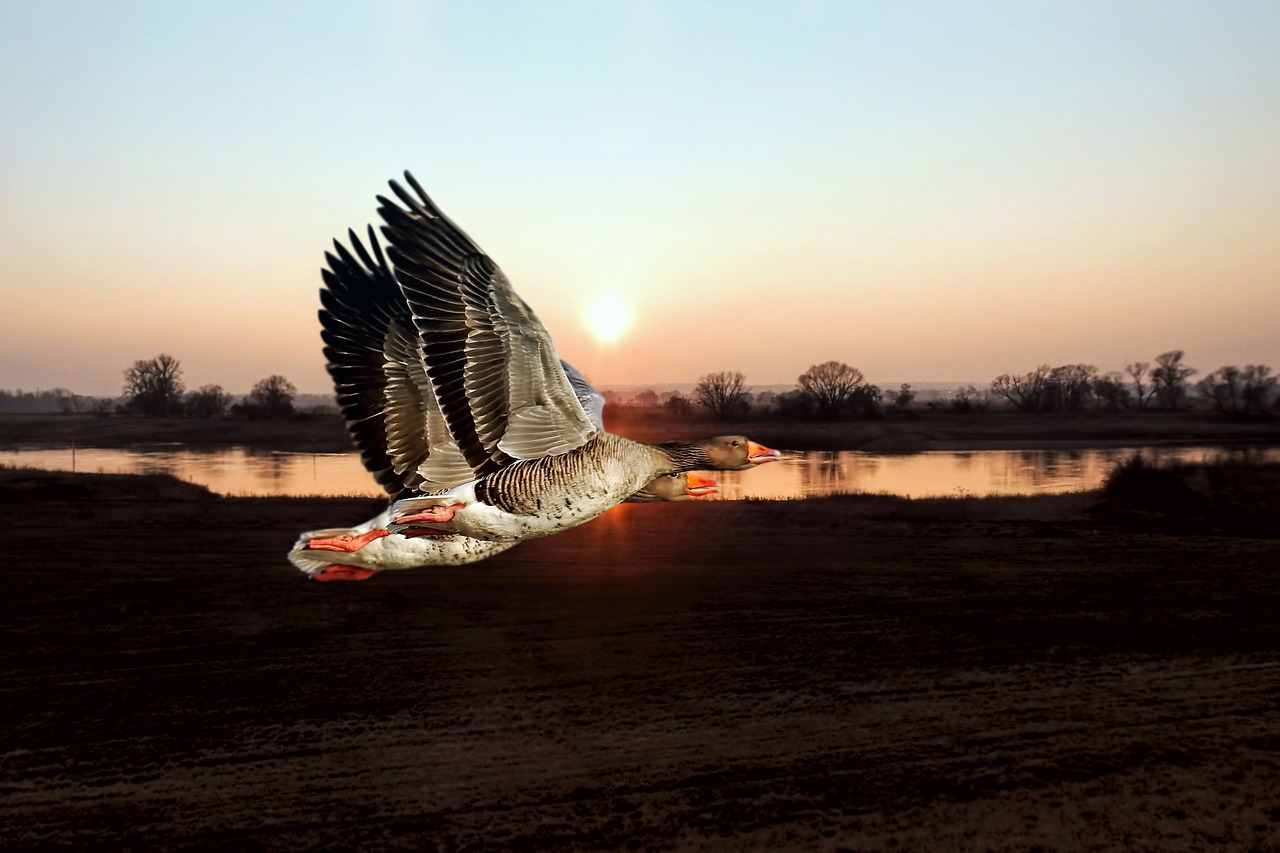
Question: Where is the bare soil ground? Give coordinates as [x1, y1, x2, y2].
[3, 470, 1280, 850]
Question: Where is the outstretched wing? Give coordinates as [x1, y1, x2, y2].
[377, 171, 597, 474]
[559, 359, 606, 431]
[319, 225, 475, 497]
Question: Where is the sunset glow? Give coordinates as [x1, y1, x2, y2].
[1, 3, 1279, 395]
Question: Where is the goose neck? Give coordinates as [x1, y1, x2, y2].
[654, 441, 713, 472]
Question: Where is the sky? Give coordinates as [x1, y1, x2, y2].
[2, 0, 1278, 397]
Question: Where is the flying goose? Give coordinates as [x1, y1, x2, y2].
[369, 172, 779, 542]
[290, 218, 732, 580]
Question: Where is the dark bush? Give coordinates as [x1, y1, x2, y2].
[1101, 455, 1205, 515]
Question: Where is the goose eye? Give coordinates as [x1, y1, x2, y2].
[731, 440, 740, 446]
[668, 472, 679, 478]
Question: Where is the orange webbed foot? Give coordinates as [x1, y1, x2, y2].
[393, 504, 461, 526]
[306, 529, 391, 552]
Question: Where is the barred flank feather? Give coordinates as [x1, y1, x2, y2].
[469, 433, 723, 519]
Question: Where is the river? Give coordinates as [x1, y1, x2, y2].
[4, 444, 1276, 500]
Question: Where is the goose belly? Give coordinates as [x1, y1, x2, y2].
[361, 534, 514, 569]
[290, 532, 510, 570]
[289, 512, 513, 572]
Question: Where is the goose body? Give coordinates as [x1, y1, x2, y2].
[388, 433, 769, 542]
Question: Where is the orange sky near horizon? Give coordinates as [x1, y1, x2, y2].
[3, 2, 1278, 398]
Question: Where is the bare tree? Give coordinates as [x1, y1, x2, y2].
[993, 364, 1097, 413]
[1246, 366, 1279, 412]
[57, 391, 85, 414]
[1046, 364, 1097, 412]
[1125, 362, 1154, 409]
[243, 375, 297, 419]
[991, 365, 1051, 412]
[849, 383, 884, 419]
[694, 371, 751, 420]
[948, 384, 988, 414]
[1197, 365, 1276, 418]
[187, 384, 232, 419]
[797, 361, 864, 418]
[123, 353, 185, 417]
[1151, 350, 1197, 410]
[1092, 372, 1131, 412]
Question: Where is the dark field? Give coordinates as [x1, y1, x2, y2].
[4, 470, 1280, 850]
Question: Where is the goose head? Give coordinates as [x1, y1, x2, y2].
[678, 472, 721, 497]
[696, 436, 782, 471]
[629, 471, 720, 502]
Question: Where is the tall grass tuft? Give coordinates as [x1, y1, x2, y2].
[1099, 452, 1280, 534]
[1101, 454, 1204, 514]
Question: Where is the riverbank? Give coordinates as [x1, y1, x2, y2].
[605, 407, 1280, 453]
[4, 469, 1280, 849]
[2, 409, 1278, 454]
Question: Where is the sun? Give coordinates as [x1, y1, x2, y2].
[584, 293, 630, 344]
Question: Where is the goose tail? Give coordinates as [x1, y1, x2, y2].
[287, 529, 346, 576]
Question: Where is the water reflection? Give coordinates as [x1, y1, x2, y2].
[710, 445, 1280, 500]
[1, 446, 386, 498]
[2, 444, 1277, 500]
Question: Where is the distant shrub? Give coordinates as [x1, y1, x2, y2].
[663, 393, 693, 416]
[774, 390, 814, 418]
[187, 384, 231, 419]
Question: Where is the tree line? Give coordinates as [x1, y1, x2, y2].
[0, 354, 303, 419]
[0, 387, 107, 415]
[989, 350, 1277, 418]
[686, 364, 914, 420]
[120, 354, 300, 419]
[6, 349, 1277, 421]
[662, 349, 1278, 421]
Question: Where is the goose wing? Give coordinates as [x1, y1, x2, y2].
[560, 359, 606, 431]
[377, 172, 596, 474]
[319, 226, 475, 497]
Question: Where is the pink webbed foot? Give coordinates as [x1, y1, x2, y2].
[311, 565, 379, 582]
[306, 529, 391, 552]
[393, 504, 461, 526]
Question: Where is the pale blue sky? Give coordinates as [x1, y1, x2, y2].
[2, 0, 1278, 395]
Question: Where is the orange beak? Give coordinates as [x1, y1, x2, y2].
[684, 473, 719, 497]
[747, 440, 782, 465]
